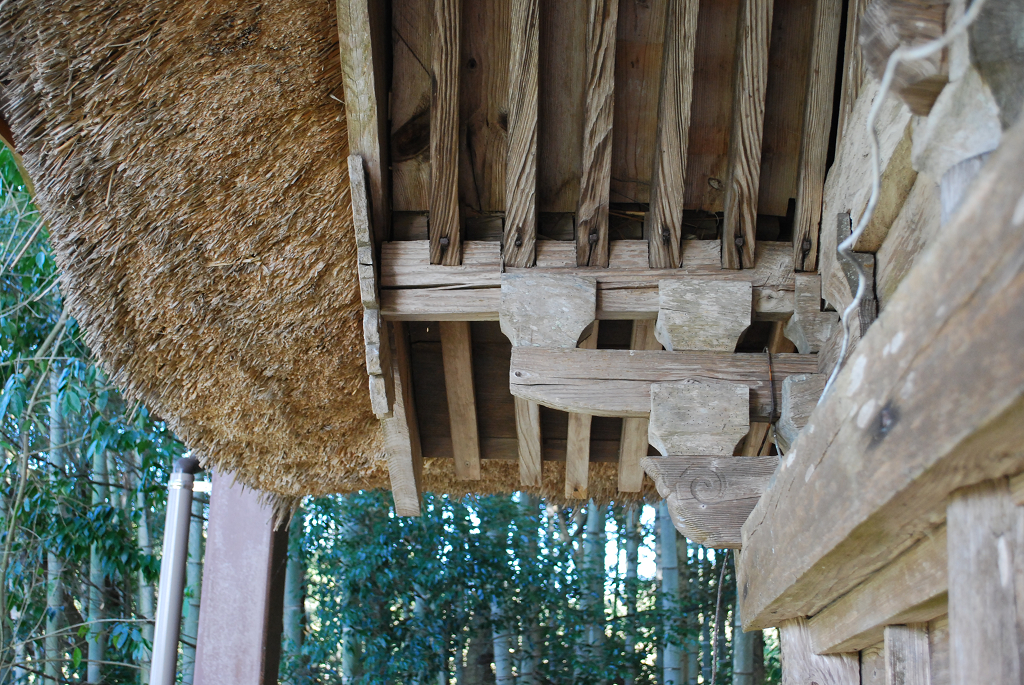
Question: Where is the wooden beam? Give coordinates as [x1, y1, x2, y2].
[783, 273, 839, 355]
[947, 479, 1024, 685]
[776, 373, 826, 454]
[779, 618, 860, 685]
[509, 348, 818, 420]
[648, 380, 750, 457]
[645, 0, 700, 269]
[884, 624, 931, 685]
[566, 324, 600, 499]
[618, 320, 661, 493]
[504, 0, 539, 268]
[793, 0, 842, 272]
[575, 0, 618, 267]
[499, 273, 597, 348]
[337, 0, 390, 243]
[836, 0, 868, 152]
[515, 397, 542, 487]
[643, 456, 777, 549]
[721, 0, 773, 270]
[440, 321, 481, 480]
[737, 121, 1024, 631]
[808, 528, 947, 654]
[655, 280, 751, 352]
[430, 0, 463, 265]
[382, 322, 424, 516]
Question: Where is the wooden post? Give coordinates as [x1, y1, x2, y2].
[430, 0, 463, 265]
[193, 473, 288, 685]
[565, 323, 599, 498]
[779, 618, 859, 685]
[382, 321, 423, 516]
[618, 319, 661, 492]
[440, 321, 481, 480]
[883, 624, 930, 685]
[946, 479, 1024, 685]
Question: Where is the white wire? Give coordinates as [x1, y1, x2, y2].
[820, 0, 990, 402]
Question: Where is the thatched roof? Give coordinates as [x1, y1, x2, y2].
[0, 0, 654, 506]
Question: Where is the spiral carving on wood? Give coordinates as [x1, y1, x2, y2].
[680, 466, 727, 506]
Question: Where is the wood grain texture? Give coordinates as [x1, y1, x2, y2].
[504, 0, 539, 268]
[391, 0, 432, 211]
[382, 322, 423, 516]
[610, 0, 669, 205]
[655, 279, 751, 352]
[643, 455, 777, 548]
[884, 624, 931, 685]
[648, 380, 750, 456]
[618, 320, 661, 493]
[646, 0, 700, 268]
[776, 373, 826, 454]
[836, 0, 869, 152]
[337, 0, 391, 243]
[509, 348, 817, 420]
[876, 176, 941, 311]
[780, 618, 860, 685]
[947, 479, 1024, 685]
[440, 321, 481, 480]
[808, 528, 947, 655]
[576, 0, 619, 267]
[783, 273, 839, 355]
[515, 396, 542, 486]
[430, 0, 464, 265]
[793, 0, 842, 272]
[862, 642, 888, 685]
[721, 0, 773, 270]
[566, 324, 600, 499]
[499, 273, 597, 348]
[928, 617, 949, 685]
[737, 122, 1024, 630]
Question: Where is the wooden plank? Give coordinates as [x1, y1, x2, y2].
[737, 122, 1024, 630]
[793, 0, 842, 273]
[655, 280, 751, 352]
[648, 380, 750, 457]
[928, 617, 949, 685]
[504, 0, 539, 268]
[721, 0, 773, 270]
[515, 396, 542, 486]
[575, 0, 619, 267]
[499, 273, 597, 348]
[808, 528, 948, 655]
[440, 321, 481, 479]
[646, 0, 700, 268]
[382, 322, 424, 516]
[776, 373, 826, 454]
[391, 0, 432, 211]
[779, 618, 860, 685]
[618, 320, 661, 493]
[884, 624, 931, 685]
[642, 455, 777, 549]
[783, 273, 839, 355]
[876, 175, 941, 311]
[862, 642, 888, 685]
[565, 324, 600, 499]
[537, 0, 586, 212]
[337, 0, 391, 243]
[509, 348, 817, 420]
[836, 0, 868, 153]
[610, 0, 669, 205]
[430, 0, 463, 265]
[947, 479, 1024, 685]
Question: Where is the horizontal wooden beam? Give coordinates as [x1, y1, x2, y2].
[737, 120, 1024, 631]
[509, 348, 818, 420]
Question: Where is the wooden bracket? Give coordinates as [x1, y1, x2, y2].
[776, 373, 827, 454]
[648, 380, 750, 457]
[641, 455, 778, 548]
[655, 280, 751, 352]
[783, 273, 838, 354]
[499, 272, 597, 348]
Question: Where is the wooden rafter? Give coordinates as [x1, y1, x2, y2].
[721, 0, 773, 270]
[430, 0, 463, 265]
[504, 0, 539, 268]
[440, 321, 481, 480]
[575, 0, 618, 267]
[645, 0, 700, 269]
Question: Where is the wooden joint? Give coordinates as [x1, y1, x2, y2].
[655, 279, 752, 352]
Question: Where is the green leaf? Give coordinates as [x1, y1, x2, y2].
[72, 646, 82, 669]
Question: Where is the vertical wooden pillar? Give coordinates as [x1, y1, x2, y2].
[194, 472, 288, 685]
[883, 624, 930, 685]
[780, 618, 859, 684]
[947, 478, 1024, 685]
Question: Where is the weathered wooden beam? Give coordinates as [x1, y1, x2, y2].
[776, 373, 827, 454]
[836, 0, 869, 152]
[947, 479, 1024, 685]
[499, 273, 597, 348]
[737, 121, 1024, 631]
[884, 624, 931, 685]
[721, 0, 773, 270]
[566, 324, 600, 499]
[648, 380, 750, 457]
[505, 0, 539, 268]
[515, 397, 542, 487]
[808, 528, 947, 654]
[618, 320, 661, 493]
[655, 280, 751, 352]
[337, 0, 390, 243]
[645, 0, 700, 269]
[642, 456, 777, 549]
[382, 322, 424, 517]
[783, 273, 839, 355]
[575, 0, 618, 267]
[779, 618, 860, 685]
[440, 321, 481, 480]
[429, 0, 463, 265]
[793, 0, 842, 272]
[509, 348, 818, 420]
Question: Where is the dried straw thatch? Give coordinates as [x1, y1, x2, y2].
[0, 0, 655, 506]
